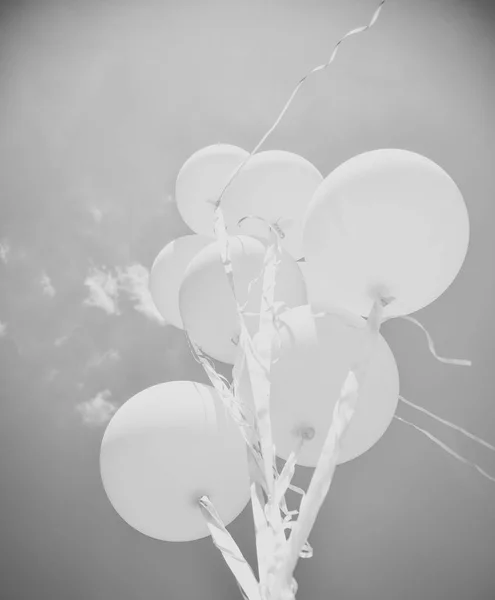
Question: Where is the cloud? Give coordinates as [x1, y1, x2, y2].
[55, 334, 70, 347]
[76, 390, 118, 427]
[83, 267, 120, 315]
[83, 263, 166, 324]
[116, 263, 165, 325]
[89, 206, 103, 224]
[0, 239, 10, 264]
[0, 321, 6, 337]
[43, 368, 60, 383]
[40, 272, 56, 297]
[87, 348, 121, 368]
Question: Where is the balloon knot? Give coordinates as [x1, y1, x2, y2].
[380, 295, 395, 307]
[196, 494, 210, 508]
[293, 425, 315, 441]
[368, 284, 395, 308]
[205, 197, 221, 208]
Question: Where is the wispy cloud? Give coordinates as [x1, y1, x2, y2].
[0, 239, 10, 264]
[43, 368, 60, 383]
[40, 272, 56, 297]
[84, 267, 120, 315]
[76, 390, 118, 427]
[83, 263, 165, 324]
[55, 334, 70, 347]
[0, 321, 6, 337]
[116, 264, 165, 324]
[89, 206, 103, 224]
[87, 348, 121, 369]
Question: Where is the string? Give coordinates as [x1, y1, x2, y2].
[399, 395, 495, 453]
[190, 1, 390, 597]
[211, 0, 388, 213]
[396, 315, 472, 366]
[394, 416, 495, 484]
[271, 292, 391, 597]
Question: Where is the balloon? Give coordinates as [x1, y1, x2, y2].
[241, 305, 399, 466]
[100, 381, 250, 542]
[179, 235, 307, 364]
[302, 149, 470, 318]
[221, 150, 323, 259]
[175, 144, 249, 236]
[149, 234, 212, 329]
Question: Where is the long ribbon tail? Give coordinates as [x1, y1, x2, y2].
[212, 200, 280, 597]
[272, 293, 390, 597]
[243, 231, 288, 597]
[212, 0, 387, 209]
[399, 395, 495, 453]
[393, 416, 495, 484]
[232, 338, 273, 596]
[186, 334, 264, 475]
[274, 371, 360, 595]
[273, 437, 308, 511]
[396, 315, 472, 366]
[198, 2, 389, 597]
[273, 436, 313, 560]
[198, 496, 262, 600]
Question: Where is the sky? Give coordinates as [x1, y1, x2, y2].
[0, 0, 494, 599]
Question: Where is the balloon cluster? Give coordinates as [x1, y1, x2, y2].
[100, 144, 469, 545]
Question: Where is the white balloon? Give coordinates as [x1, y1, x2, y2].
[149, 234, 212, 329]
[100, 381, 250, 542]
[175, 144, 249, 236]
[221, 150, 323, 259]
[302, 149, 470, 318]
[241, 305, 399, 466]
[179, 235, 307, 364]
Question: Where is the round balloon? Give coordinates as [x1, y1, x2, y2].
[241, 305, 399, 466]
[175, 144, 249, 236]
[100, 381, 251, 542]
[221, 150, 323, 259]
[179, 235, 307, 364]
[302, 149, 470, 318]
[149, 234, 212, 329]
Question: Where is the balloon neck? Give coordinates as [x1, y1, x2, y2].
[368, 283, 395, 308]
[292, 424, 316, 441]
[205, 197, 221, 209]
[380, 295, 395, 308]
[195, 493, 211, 508]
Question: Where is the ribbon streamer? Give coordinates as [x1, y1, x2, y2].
[211, 0, 387, 210]
[273, 436, 308, 511]
[242, 232, 288, 596]
[271, 294, 389, 598]
[189, 0, 389, 596]
[272, 456, 310, 556]
[396, 315, 472, 366]
[186, 334, 263, 474]
[232, 339, 273, 593]
[394, 416, 495, 484]
[399, 395, 495, 453]
[198, 496, 262, 600]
